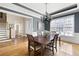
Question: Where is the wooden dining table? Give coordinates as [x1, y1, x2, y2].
[34, 36, 51, 56]
[33, 34, 61, 56]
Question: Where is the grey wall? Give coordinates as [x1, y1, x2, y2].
[75, 13, 79, 33]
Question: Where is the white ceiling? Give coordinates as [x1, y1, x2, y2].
[0, 3, 41, 19]
[0, 3, 78, 19]
[20, 3, 75, 14]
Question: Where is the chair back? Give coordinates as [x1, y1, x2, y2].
[27, 34, 34, 41]
[27, 34, 35, 48]
[53, 34, 59, 44]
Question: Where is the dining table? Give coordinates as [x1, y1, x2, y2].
[34, 36, 51, 56]
[33, 34, 61, 56]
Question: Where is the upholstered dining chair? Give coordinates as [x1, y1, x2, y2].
[47, 34, 59, 55]
[27, 34, 41, 56]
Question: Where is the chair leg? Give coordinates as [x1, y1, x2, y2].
[34, 49, 35, 56]
[52, 46, 54, 55]
[34, 51, 35, 56]
[54, 44, 57, 52]
[55, 42, 57, 52]
[54, 47, 57, 52]
[28, 49, 30, 56]
[59, 37, 61, 46]
[28, 47, 30, 56]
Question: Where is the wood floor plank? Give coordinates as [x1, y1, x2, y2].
[0, 38, 79, 56]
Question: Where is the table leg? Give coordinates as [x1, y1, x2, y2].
[41, 45, 45, 56]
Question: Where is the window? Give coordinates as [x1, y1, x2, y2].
[50, 15, 74, 36]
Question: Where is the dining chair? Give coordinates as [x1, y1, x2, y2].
[27, 34, 41, 56]
[47, 34, 59, 55]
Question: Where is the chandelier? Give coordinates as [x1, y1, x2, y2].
[41, 3, 51, 22]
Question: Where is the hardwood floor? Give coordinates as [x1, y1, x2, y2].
[0, 37, 79, 56]
[56, 41, 79, 56]
[0, 37, 28, 56]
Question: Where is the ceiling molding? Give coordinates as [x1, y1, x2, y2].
[51, 8, 79, 19]
[50, 4, 77, 15]
[12, 3, 44, 16]
[0, 6, 40, 19]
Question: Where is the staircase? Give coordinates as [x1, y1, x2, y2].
[0, 23, 8, 40]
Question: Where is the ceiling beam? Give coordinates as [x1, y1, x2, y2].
[12, 3, 44, 16]
[0, 6, 40, 19]
[51, 9, 79, 19]
[50, 4, 77, 15]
